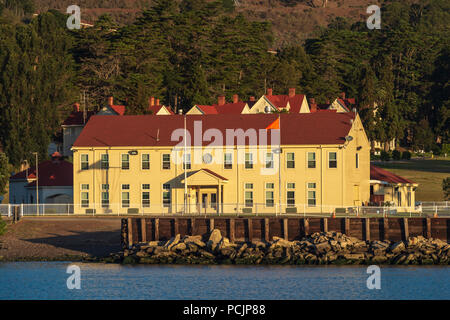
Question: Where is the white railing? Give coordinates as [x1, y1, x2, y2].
[0, 202, 448, 217]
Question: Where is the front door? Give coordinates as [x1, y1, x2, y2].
[198, 192, 218, 214]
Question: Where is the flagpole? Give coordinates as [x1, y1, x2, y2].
[184, 114, 187, 215]
[278, 114, 281, 217]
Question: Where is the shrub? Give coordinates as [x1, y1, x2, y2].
[401, 151, 411, 160]
[442, 144, 450, 156]
[444, 177, 450, 200]
[392, 150, 401, 160]
[0, 216, 6, 236]
[431, 144, 442, 156]
[380, 151, 391, 161]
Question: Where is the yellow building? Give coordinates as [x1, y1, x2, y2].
[72, 112, 370, 215]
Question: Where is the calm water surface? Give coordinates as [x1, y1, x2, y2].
[0, 262, 449, 300]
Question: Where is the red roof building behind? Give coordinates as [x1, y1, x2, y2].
[10, 158, 73, 187]
[370, 165, 415, 184]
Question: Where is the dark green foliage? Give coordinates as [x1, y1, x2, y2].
[401, 151, 411, 160]
[392, 150, 401, 161]
[443, 178, 450, 200]
[0, 0, 449, 172]
[0, 216, 6, 236]
[0, 10, 76, 167]
[0, 152, 9, 196]
[380, 151, 391, 162]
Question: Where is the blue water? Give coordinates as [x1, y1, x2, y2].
[0, 262, 449, 300]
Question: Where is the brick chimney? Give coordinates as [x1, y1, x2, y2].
[233, 94, 238, 103]
[267, 88, 273, 96]
[289, 88, 296, 98]
[218, 95, 225, 106]
[108, 96, 113, 106]
[340, 92, 346, 99]
[149, 97, 155, 107]
[73, 103, 80, 112]
[249, 96, 255, 101]
[309, 98, 317, 112]
[156, 98, 160, 106]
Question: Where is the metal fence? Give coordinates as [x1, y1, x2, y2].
[1, 202, 448, 217]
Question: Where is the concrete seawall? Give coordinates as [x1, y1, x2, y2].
[122, 217, 450, 248]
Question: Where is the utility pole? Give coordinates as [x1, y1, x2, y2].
[33, 152, 39, 215]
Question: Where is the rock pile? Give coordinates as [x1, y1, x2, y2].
[107, 229, 450, 265]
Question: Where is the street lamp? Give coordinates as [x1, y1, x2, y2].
[32, 152, 39, 215]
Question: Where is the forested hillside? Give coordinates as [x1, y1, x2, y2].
[0, 0, 448, 172]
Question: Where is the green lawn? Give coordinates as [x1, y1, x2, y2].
[373, 158, 450, 201]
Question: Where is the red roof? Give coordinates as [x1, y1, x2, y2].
[265, 94, 306, 113]
[370, 165, 415, 184]
[62, 110, 96, 126]
[200, 168, 228, 181]
[195, 105, 219, 114]
[10, 159, 73, 187]
[110, 105, 126, 116]
[195, 102, 247, 115]
[73, 113, 355, 148]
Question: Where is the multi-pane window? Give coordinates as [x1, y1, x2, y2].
[307, 152, 316, 168]
[142, 184, 150, 208]
[121, 154, 130, 170]
[245, 153, 253, 169]
[286, 152, 295, 168]
[307, 183, 316, 207]
[224, 153, 233, 169]
[183, 153, 191, 170]
[396, 188, 401, 206]
[162, 154, 171, 170]
[101, 154, 109, 170]
[329, 152, 337, 168]
[81, 154, 89, 170]
[265, 183, 274, 207]
[121, 184, 130, 208]
[287, 183, 295, 207]
[81, 184, 89, 207]
[101, 184, 109, 208]
[265, 152, 274, 169]
[244, 183, 253, 207]
[163, 184, 171, 207]
[356, 153, 359, 169]
[142, 154, 150, 170]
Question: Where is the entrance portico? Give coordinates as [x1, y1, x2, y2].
[181, 169, 228, 214]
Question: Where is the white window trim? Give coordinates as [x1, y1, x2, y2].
[286, 152, 295, 169]
[244, 152, 254, 169]
[121, 191, 130, 208]
[80, 153, 89, 170]
[307, 151, 316, 169]
[162, 153, 171, 170]
[265, 183, 274, 208]
[141, 153, 150, 170]
[183, 153, 191, 170]
[265, 152, 274, 169]
[328, 151, 338, 169]
[307, 182, 317, 207]
[121, 153, 130, 170]
[244, 182, 253, 207]
[224, 153, 233, 169]
[100, 154, 109, 170]
[162, 183, 171, 207]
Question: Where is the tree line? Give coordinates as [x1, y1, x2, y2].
[0, 0, 448, 172]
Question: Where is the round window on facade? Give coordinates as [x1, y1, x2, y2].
[203, 153, 213, 164]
